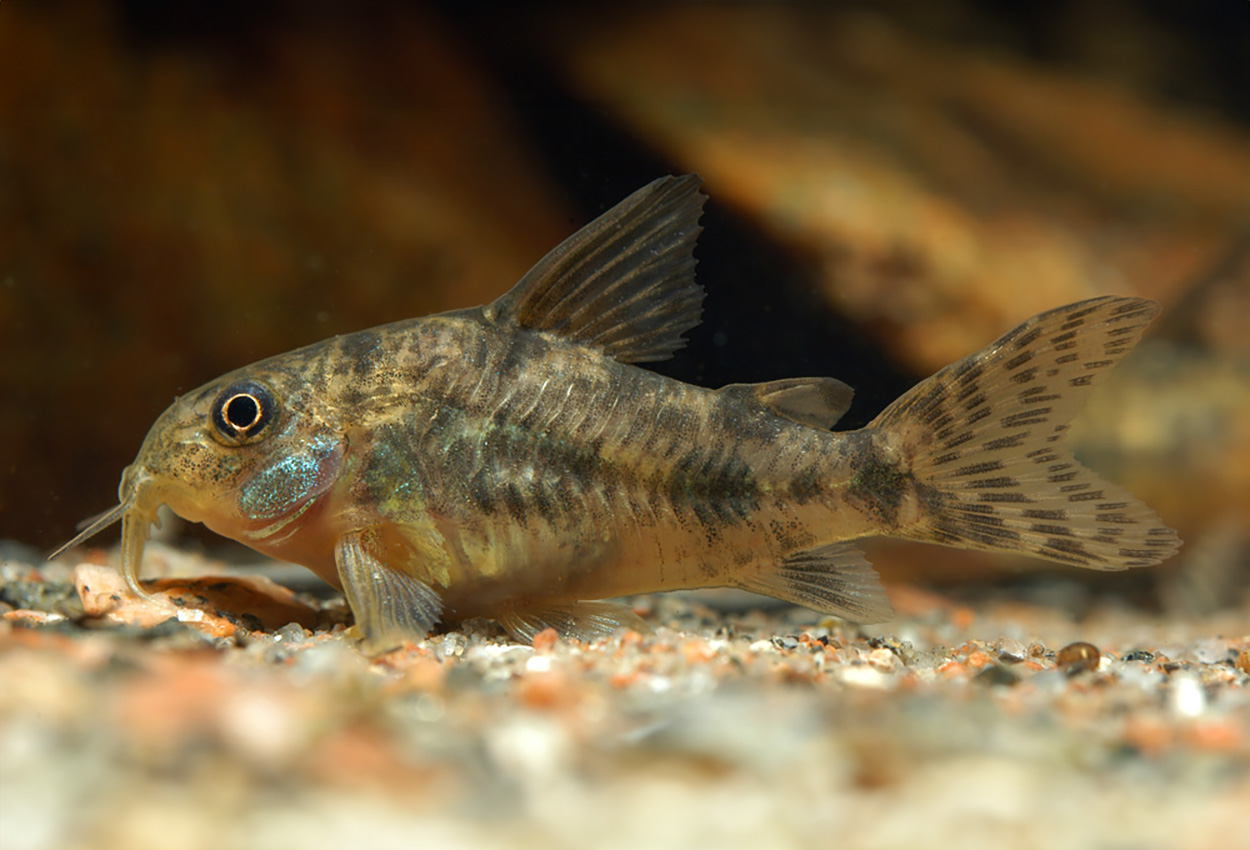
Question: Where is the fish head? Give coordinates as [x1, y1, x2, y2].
[54, 365, 346, 595]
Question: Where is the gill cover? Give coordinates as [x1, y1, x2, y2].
[237, 434, 344, 523]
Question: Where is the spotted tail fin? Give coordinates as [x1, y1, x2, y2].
[872, 297, 1180, 570]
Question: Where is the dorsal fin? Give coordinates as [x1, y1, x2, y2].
[718, 377, 855, 429]
[482, 175, 706, 363]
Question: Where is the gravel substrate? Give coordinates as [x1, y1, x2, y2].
[2, 548, 1247, 850]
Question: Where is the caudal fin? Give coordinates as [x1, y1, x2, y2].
[872, 297, 1180, 570]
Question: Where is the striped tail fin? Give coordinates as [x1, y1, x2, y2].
[872, 297, 1180, 570]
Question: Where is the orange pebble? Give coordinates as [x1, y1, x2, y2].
[531, 628, 559, 653]
[398, 657, 446, 693]
[609, 670, 639, 689]
[950, 607, 975, 630]
[1123, 716, 1173, 756]
[681, 638, 714, 664]
[516, 670, 572, 709]
[964, 651, 994, 669]
[1183, 720, 1245, 752]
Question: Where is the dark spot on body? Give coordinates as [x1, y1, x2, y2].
[789, 465, 822, 502]
[847, 435, 913, 528]
[665, 446, 758, 531]
[530, 483, 558, 523]
[340, 330, 382, 378]
[341, 386, 366, 410]
[497, 331, 550, 380]
[500, 481, 529, 523]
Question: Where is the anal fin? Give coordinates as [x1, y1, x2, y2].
[497, 600, 645, 644]
[335, 530, 443, 653]
[735, 541, 892, 623]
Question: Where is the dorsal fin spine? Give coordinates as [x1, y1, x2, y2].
[484, 174, 706, 363]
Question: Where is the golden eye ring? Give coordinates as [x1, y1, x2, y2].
[210, 381, 277, 445]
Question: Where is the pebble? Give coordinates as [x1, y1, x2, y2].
[2, 554, 1248, 850]
[530, 628, 559, 653]
[3, 610, 67, 627]
[1170, 674, 1207, 718]
[838, 665, 890, 689]
[866, 647, 897, 671]
[994, 638, 1027, 663]
[1192, 638, 1230, 665]
[274, 622, 311, 643]
[1055, 641, 1101, 673]
[438, 633, 467, 659]
[973, 665, 1020, 687]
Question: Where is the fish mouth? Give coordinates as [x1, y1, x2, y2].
[48, 465, 163, 600]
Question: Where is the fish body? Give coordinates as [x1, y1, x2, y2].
[56, 176, 1181, 648]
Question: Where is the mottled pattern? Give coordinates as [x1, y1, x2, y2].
[873, 298, 1180, 569]
[58, 176, 1179, 648]
[320, 312, 852, 616]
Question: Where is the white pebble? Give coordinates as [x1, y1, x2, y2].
[525, 654, 553, 674]
[838, 665, 890, 689]
[1170, 674, 1206, 718]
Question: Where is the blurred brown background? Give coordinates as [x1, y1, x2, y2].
[2, 1, 1247, 604]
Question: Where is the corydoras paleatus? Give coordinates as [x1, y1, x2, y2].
[54, 176, 1180, 650]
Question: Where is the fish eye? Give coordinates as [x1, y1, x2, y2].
[210, 381, 277, 446]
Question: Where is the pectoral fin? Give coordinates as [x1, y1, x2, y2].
[483, 175, 706, 363]
[496, 601, 645, 644]
[736, 541, 892, 623]
[335, 530, 443, 652]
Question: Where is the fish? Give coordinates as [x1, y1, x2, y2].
[53, 175, 1181, 650]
